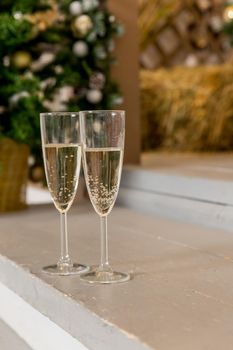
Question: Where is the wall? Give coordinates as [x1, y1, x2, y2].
[108, 0, 140, 164]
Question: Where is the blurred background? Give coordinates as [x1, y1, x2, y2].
[140, 0, 233, 152]
[139, 0, 233, 180]
[1, 0, 233, 211]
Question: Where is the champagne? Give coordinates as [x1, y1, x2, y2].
[83, 147, 123, 216]
[44, 144, 81, 212]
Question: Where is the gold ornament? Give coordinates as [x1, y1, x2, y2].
[25, 2, 64, 32]
[12, 51, 32, 69]
[72, 15, 93, 37]
[224, 5, 233, 22]
[38, 20, 48, 31]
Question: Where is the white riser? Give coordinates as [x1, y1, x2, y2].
[118, 168, 233, 231]
[0, 319, 32, 350]
[121, 168, 233, 205]
[0, 282, 88, 350]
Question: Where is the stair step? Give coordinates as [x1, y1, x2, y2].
[0, 320, 31, 350]
[118, 167, 233, 231]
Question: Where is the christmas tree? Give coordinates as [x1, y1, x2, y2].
[0, 0, 123, 162]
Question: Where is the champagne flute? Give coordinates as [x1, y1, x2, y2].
[40, 112, 89, 275]
[80, 110, 130, 284]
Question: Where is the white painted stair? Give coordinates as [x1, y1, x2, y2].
[1, 203, 233, 350]
[118, 166, 233, 231]
[0, 319, 32, 350]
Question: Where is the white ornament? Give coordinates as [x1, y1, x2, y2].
[73, 41, 89, 57]
[89, 71, 105, 89]
[40, 52, 55, 65]
[23, 71, 34, 79]
[9, 91, 30, 106]
[3, 56, 10, 67]
[69, 1, 83, 16]
[116, 24, 125, 37]
[54, 65, 64, 74]
[86, 89, 102, 104]
[74, 15, 93, 36]
[109, 15, 116, 23]
[82, 0, 99, 12]
[59, 86, 74, 102]
[13, 12, 23, 20]
[43, 99, 67, 112]
[43, 86, 74, 111]
[31, 52, 55, 71]
[108, 40, 115, 52]
[113, 96, 124, 105]
[40, 77, 56, 90]
[94, 45, 107, 59]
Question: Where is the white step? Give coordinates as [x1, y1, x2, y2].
[118, 167, 233, 231]
[0, 319, 31, 350]
[1, 203, 233, 350]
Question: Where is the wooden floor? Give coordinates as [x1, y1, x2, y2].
[141, 152, 233, 181]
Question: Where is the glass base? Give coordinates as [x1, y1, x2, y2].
[42, 263, 89, 276]
[80, 267, 130, 284]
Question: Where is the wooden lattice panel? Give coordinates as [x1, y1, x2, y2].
[139, 0, 232, 69]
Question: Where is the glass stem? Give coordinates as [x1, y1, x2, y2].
[100, 215, 110, 271]
[58, 212, 71, 266]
